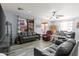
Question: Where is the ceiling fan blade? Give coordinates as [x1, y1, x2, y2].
[56, 15, 64, 17]
[56, 15, 64, 19]
[56, 16, 60, 19]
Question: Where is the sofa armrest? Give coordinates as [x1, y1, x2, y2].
[34, 48, 48, 56]
[69, 41, 78, 56]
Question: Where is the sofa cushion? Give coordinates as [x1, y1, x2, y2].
[55, 41, 74, 56]
[55, 39, 63, 45]
[50, 44, 58, 51]
[67, 39, 76, 46]
[34, 48, 47, 56]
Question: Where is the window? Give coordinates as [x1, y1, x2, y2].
[60, 21, 73, 32]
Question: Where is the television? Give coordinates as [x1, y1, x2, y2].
[0, 4, 5, 41]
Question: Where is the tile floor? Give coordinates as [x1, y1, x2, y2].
[9, 39, 52, 56]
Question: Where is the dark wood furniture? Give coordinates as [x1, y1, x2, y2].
[27, 19, 34, 36]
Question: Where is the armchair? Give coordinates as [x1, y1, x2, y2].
[42, 30, 52, 41]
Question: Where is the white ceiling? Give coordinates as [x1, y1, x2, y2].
[1, 3, 79, 19]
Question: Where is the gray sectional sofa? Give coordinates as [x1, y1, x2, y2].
[34, 39, 78, 56]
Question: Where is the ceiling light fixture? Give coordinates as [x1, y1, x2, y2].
[49, 10, 64, 19]
[18, 7, 24, 10]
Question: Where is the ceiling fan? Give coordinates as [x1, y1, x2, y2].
[49, 11, 64, 19]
